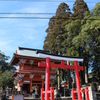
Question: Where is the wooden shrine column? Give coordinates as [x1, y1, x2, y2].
[30, 80, 32, 93]
[42, 80, 44, 88]
[74, 61, 82, 100]
[45, 58, 50, 100]
[50, 80, 52, 87]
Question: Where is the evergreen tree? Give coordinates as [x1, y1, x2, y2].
[0, 70, 13, 89]
[64, 19, 86, 85]
[43, 2, 71, 55]
[0, 68, 2, 87]
[0, 50, 16, 89]
[0, 51, 15, 72]
[88, 2, 100, 82]
[43, 2, 72, 89]
[43, 16, 57, 54]
[63, 0, 89, 84]
[72, 2, 100, 84]
[73, 0, 89, 18]
[54, 2, 71, 55]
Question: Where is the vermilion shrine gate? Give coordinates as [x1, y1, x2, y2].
[39, 58, 89, 100]
[10, 47, 89, 100]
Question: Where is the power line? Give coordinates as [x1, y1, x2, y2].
[0, 17, 50, 19]
[0, 17, 99, 20]
[0, 0, 98, 4]
[0, 12, 55, 15]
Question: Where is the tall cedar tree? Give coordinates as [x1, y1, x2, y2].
[43, 2, 72, 89]
[44, 16, 56, 53]
[64, 20, 82, 86]
[73, 0, 89, 19]
[72, 0, 89, 84]
[44, 2, 71, 55]
[72, 2, 100, 84]
[79, 3, 100, 83]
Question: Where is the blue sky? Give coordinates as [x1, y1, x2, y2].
[0, 0, 99, 62]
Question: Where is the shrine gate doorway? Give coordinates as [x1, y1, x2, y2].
[23, 84, 30, 94]
[39, 58, 89, 100]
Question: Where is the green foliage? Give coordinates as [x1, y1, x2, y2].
[73, 0, 89, 18]
[91, 2, 100, 16]
[72, 2, 100, 83]
[43, 1, 100, 84]
[64, 19, 82, 56]
[0, 70, 14, 89]
[0, 51, 16, 72]
[0, 68, 2, 87]
[43, 3, 72, 87]
[43, 2, 71, 55]
[0, 51, 15, 89]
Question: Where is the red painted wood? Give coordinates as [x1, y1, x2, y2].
[74, 61, 82, 100]
[41, 88, 44, 100]
[39, 58, 87, 100]
[45, 58, 50, 100]
[72, 88, 75, 100]
[85, 87, 89, 100]
[38, 60, 83, 70]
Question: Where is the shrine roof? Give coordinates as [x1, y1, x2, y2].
[12, 68, 56, 77]
[10, 47, 83, 65]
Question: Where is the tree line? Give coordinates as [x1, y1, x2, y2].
[43, 0, 100, 86]
[0, 51, 16, 89]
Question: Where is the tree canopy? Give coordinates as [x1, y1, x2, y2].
[43, 0, 100, 85]
[0, 51, 16, 89]
[43, 2, 71, 55]
[73, 0, 89, 18]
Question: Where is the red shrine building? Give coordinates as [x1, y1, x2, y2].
[10, 47, 83, 95]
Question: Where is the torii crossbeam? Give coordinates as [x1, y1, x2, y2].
[38, 58, 89, 100]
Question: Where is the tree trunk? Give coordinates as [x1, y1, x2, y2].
[72, 70, 75, 88]
[79, 62, 85, 85]
[67, 61, 71, 89]
[67, 70, 71, 89]
[57, 69, 60, 90]
[84, 65, 88, 84]
[62, 69, 65, 81]
[83, 59, 88, 84]
[80, 70, 85, 85]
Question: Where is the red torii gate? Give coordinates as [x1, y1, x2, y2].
[38, 58, 89, 100]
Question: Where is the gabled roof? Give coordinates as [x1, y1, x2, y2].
[10, 47, 83, 65]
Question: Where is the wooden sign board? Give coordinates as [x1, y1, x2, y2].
[13, 95, 23, 100]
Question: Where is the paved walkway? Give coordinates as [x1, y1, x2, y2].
[8, 96, 72, 100]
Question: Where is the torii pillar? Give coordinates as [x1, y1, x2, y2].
[38, 58, 85, 100]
